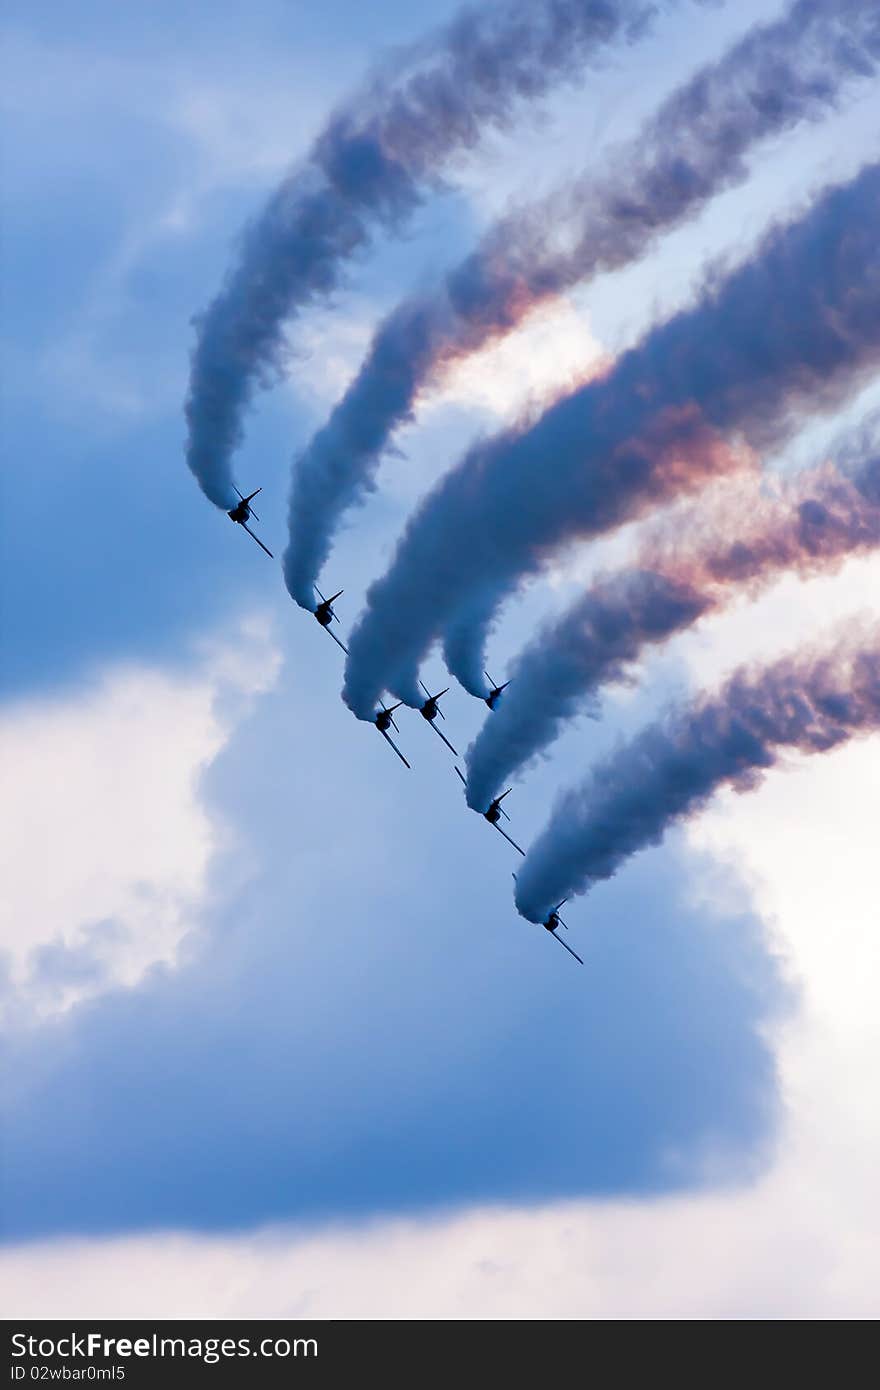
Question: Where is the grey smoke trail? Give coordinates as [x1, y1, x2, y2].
[514, 624, 880, 922]
[463, 414, 880, 809]
[285, 0, 880, 613]
[184, 0, 662, 511]
[342, 159, 880, 719]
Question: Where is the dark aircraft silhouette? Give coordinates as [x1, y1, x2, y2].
[418, 680, 458, 755]
[540, 898, 583, 964]
[513, 882, 584, 965]
[227, 488, 273, 557]
[455, 767, 524, 855]
[313, 586, 348, 653]
[374, 701, 411, 769]
[484, 672, 510, 709]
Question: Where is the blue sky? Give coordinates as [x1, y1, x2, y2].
[2, 0, 878, 1317]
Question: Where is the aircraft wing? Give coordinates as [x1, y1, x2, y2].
[550, 930, 583, 965]
[455, 766, 467, 787]
[429, 722, 458, 756]
[241, 522, 274, 558]
[493, 823, 525, 856]
[380, 729, 411, 769]
[324, 626, 349, 654]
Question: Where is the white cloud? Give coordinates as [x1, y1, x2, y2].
[428, 297, 606, 426]
[0, 28, 332, 185]
[4, 556, 878, 1317]
[2, 25, 342, 423]
[291, 302, 380, 416]
[0, 618, 279, 1017]
[688, 743, 880, 1189]
[0, 1139, 876, 1320]
[673, 550, 880, 692]
[293, 293, 605, 442]
[3, 723, 878, 1318]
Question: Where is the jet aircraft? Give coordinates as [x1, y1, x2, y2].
[375, 701, 411, 769]
[512, 882, 584, 965]
[540, 898, 583, 964]
[455, 767, 524, 855]
[227, 488, 273, 557]
[313, 586, 348, 652]
[418, 681, 458, 755]
[484, 672, 510, 709]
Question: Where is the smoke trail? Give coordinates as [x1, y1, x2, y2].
[514, 624, 880, 922]
[184, 0, 663, 511]
[342, 160, 880, 719]
[464, 414, 880, 809]
[285, 0, 880, 610]
[643, 411, 880, 587]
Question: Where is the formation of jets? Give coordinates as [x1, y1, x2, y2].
[226, 486, 582, 965]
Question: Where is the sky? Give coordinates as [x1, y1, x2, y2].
[1, 0, 878, 1319]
